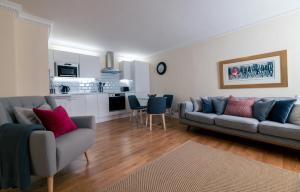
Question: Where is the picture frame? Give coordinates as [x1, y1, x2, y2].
[219, 50, 288, 89]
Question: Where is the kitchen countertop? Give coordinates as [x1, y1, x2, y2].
[50, 91, 135, 97]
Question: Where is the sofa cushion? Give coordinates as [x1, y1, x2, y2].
[212, 97, 227, 115]
[215, 115, 259, 133]
[253, 100, 276, 121]
[268, 99, 296, 123]
[185, 112, 217, 125]
[201, 97, 214, 113]
[258, 121, 300, 141]
[0, 103, 11, 126]
[33, 106, 77, 137]
[288, 104, 300, 126]
[56, 128, 94, 171]
[224, 96, 255, 118]
[190, 97, 202, 112]
[14, 104, 51, 125]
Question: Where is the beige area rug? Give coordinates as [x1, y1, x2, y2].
[103, 141, 300, 192]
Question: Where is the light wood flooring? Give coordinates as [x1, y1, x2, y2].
[3, 117, 300, 192]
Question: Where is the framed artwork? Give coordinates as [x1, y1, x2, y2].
[219, 50, 288, 89]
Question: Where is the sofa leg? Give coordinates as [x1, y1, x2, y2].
[186, 125, 191, 132]
[84, 151, 89, 163]
[47, 176, 53, 192]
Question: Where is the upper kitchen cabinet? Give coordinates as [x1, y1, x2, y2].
[79, 54, 101, 78]
[119, 61, 134, 80]
[119, 61, 150, 93]
[53, 50, 80, 64]
[134, 61, 150, 93]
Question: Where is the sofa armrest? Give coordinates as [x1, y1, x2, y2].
[30, 130, 57, 177]
[179, 101, 193, 119]
[71, 116, 96, 129]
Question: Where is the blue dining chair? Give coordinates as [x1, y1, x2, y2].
[145, 97, 167, 131]
[163, 94, 173, 117]
[128, 95, 147, 122]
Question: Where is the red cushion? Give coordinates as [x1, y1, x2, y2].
[224, 96, 255, 118]
[33, 106, 77, 137]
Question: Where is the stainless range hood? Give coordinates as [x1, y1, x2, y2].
[101, 51, 121, 74]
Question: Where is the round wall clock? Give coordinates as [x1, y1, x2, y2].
[156, 62, 167, 75]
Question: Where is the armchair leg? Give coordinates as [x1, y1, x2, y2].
[84, 151, 89, 163]
[47, 176, 53, 192]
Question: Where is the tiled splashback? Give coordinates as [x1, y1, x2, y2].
[99, 73, 122, 92]
[50, 73, 126, 94]
[50, 77, 98, 94]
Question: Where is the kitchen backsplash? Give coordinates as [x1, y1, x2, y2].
[50, 73, 126, 94]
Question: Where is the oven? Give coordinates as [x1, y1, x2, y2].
[109, 93, 126, 111]
[55, 62, 79, 77]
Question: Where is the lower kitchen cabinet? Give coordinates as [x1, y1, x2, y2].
[97, 94, 109, 119]
[86, 94, 98, 118]
[54, 96, 72, 114]
[69, 95, 86, 116]
[54, 93, 129, 123]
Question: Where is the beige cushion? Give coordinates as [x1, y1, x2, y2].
[289, 104, 300, 125]
[14, 104, 51, 124]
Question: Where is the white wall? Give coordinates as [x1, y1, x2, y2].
[0, 9, 17, 96]
[0, 9, 49, 97]
[148, 11, 300, 108]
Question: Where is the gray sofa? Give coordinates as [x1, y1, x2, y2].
[179, 98, 300, 151]
[0, 96, 95, 192]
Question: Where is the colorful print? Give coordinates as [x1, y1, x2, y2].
[228, 61, 275, 80]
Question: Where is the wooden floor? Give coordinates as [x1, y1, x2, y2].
[4, 117, 300, 192]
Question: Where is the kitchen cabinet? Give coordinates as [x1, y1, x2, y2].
[54, 96, 72, 114]
[48, 50, 55, 77]
[86, 94, 98, 118]
[97, 94, 109, 119]
[119, 61, 150, 94]
[80, 54, 101, 78]
[53, 50, 80, 64]
[54, 93, 128, 123]
[119, 61, 134, 80]
[69, 95, 86, 116]
[134, 61, 150, 94]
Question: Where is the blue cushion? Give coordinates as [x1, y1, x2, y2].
[268, 99, 296, 123]
[253, 100, 276, 121]
[212, 97, 227, 115]
[201, 97, 214, 113]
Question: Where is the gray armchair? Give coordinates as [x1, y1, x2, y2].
[0, 96, 95, 192]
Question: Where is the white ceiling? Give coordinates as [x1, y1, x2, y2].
[11, 0, 300, 58]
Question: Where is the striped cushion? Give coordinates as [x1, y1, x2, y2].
[224, 96, 255, 118]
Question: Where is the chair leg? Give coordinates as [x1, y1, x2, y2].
[145, 114, 148, 127]
[139, 110, 143, 124]
[130, 110, 134, 121]
[162, 114, 166, 131]
[150, 115, 152, 131]
[47, 176, 53, 192]
[84, 151, 89, 163]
